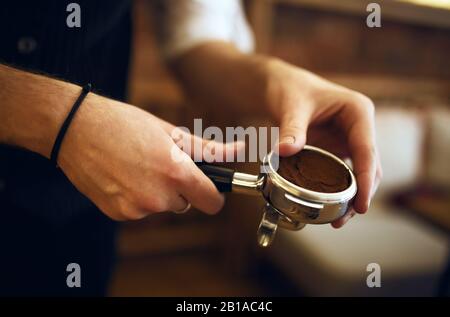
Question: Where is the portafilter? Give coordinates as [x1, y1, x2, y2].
[197, 145, 357, 247]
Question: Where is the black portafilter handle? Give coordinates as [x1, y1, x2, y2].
[196, 163, 235, 192]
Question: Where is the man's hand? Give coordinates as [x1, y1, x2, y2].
[263, 59, 382, 227]
[57, 93, 243, 220]
[171, 42, 382, 228]
[0, 64, 240, 221]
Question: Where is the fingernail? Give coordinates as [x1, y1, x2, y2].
[279, 136, 295, 145]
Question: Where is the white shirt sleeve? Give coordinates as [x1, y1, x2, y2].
[157, 0, 255, 59]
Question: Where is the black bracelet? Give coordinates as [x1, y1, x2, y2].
[50, 83, 92, 167]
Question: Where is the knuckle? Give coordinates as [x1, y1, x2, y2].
[355, 142, 376, 158]
[137, 196, 165, 213]
[167, 161, 189, 186]
[127, 210, 147, 221]
[353, 93, 375, 113]
[116, 198, 139, 220]
[282, 125, 305, 135]
[117, 195, 149, 220]
[116, 196, 130, 215]
[191, 172, 204, 189]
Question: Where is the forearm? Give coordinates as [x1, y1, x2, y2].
[170, 41, 274, 115]
[0, 64, 83, 158]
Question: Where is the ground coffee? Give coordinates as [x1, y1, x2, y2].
[278, 149, 350, 193]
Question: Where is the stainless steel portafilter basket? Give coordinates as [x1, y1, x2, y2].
[197, 145, 357, 247]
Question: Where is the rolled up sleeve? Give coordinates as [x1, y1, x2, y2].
[155, 0, 254, 59]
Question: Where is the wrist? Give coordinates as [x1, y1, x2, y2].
[32, 82, 84, 159]
[50, 83, 92, 166]
[0, 65, 91, 159]
[56, 91, 103, 171]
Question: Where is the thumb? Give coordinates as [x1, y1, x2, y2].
[276, 110, 310, 157]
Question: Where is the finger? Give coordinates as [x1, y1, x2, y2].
[169, 194, 191, 214]
[338, 97, 377, 214]
[163, 122, 245, 163]
[351, 137, 377, 213]
[276, 108, 311, 157]
[176, 155, 225, 215]
[196, 136, 245, 163]
[371, 154, 383, 198]
[134, 180, 191, 216]
[331, 208, 356, 228]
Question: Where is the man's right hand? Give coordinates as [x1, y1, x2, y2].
[57, 93, 240, 220]
[0, 65, 238, 220]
